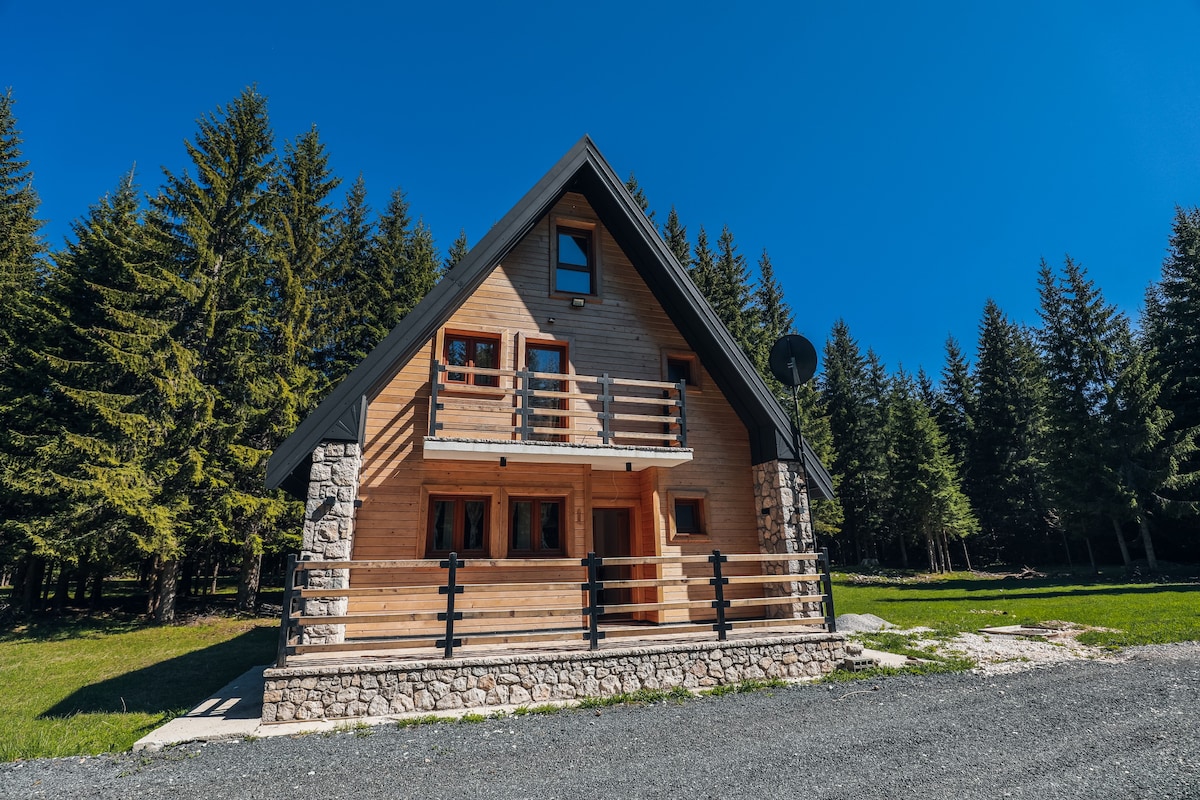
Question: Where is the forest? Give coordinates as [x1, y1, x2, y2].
[1, 87, 1197, 621]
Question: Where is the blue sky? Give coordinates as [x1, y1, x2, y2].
[4, 1, 1199, 377]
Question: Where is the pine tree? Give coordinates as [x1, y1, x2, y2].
[888, 370, 977, 571]
[822, 321, 889, 563]
[1147, 207, 1200, 490]
[709, 226, 754, 355]
[689, 225, 717, 300]
[753, 249, 793, 375]
[1108, 341, 1200, 572]
[147, 87, 278, 620]
[0, 88, 49, 609]
[1036, 257, 1129, 565]
[444, 229, 469, 272]
[969, 300, 1051, 563]
[315, 175, 377, 390]
[662, 207, 690, 269]
[624, 172, 655, 224]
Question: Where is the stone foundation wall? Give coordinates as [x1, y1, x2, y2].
[753, 459, 818, 619]
[262, 633, 846, 723]
[299, 441, 363, 645]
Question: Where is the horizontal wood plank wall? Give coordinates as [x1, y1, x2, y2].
[348, 193, 763, 640]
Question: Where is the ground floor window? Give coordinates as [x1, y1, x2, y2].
[509, 498, 564, 555]
[672, 497, 706, 537]
[427, 496, 489, 556]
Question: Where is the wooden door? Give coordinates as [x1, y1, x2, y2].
[592, 507, 633, 614]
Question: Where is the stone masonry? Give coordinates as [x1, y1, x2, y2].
[299, 441, 363, 645]
[261, 632, 846, 723]
[753, 459, 817, 619]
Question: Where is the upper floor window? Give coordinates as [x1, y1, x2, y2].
[555, 226, 594, 295]
[667, 357, 694, 386]
[444, 333, 500, 387]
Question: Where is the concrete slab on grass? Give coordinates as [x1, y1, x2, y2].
[133, 665, 267, 751]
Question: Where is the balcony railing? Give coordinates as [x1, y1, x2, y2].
[428, 361, 687, 449]
[275, 550, 836, 666]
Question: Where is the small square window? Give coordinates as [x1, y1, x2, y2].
[674, 498, 704, 536]
[555, 227, 594, 295]
[667, 357, 693, 386]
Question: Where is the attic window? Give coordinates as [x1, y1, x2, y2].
[555, 227, 594, 294]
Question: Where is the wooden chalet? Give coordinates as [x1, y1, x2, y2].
[265, 137, 836, 664]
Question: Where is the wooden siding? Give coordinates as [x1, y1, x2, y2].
[347, 193, 763, 638]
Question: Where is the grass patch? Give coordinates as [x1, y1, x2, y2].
[0, 613, 276, 761]
[395, 714, 442, 728]
[833, 568, 1200, 648]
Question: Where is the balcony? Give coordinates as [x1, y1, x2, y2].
[425, 361, 693, 471]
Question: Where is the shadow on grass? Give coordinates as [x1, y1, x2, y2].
[38, 626, 276, 718]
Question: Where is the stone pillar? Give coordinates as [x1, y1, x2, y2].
[753, 459, 817, 619]
[299, 441, 362, 645]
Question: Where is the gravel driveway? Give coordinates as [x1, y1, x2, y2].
[4, 643, 1198, 800]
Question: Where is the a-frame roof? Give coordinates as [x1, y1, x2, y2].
[266, 136, 834, 499]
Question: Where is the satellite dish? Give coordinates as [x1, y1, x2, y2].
[768, 334, 818, 387]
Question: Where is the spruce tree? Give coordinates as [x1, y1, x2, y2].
[398, 218, 440, 317]
[936, 336, 975, 471]
[662, 207, 690, 269]
[0, 88, 49, 608]
[710, 226, 754, 356]
[315, 175, 377, 390]
[689, 225, 717, 300]
[1036, 257, 1129, 564]
[753, 248, 792, 376]
[444, 229, 469, 272]
[147, 87, 278, 620]
[969, 300, 1051, 563]
[624, 172, 655, 224]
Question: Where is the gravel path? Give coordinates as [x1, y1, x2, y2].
[4, 643, 1198, 800]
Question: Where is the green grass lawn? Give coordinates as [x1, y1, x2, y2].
[0, 613, 276, 761]
[833, 569, 1200, 648]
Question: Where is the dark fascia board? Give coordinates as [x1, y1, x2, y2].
[266, 135, 834, 500]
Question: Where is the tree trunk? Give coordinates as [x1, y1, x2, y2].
[53, 563, 71, 610]
[896, 530, 909, 569]
[74, 553, 91, 605]
[925, 532, 937, 573]
[1084, 537, 1097, 574]
[960, 539, 973, 572]
[237, 537, 262, 612]
[940, 531, 953, 572]
[11, 557, 30, 607]
[89, 569, 104, 608]
[210, 559, 220, 595]
[1111, 518, 1132, 568]
[1059, 529, 1073, 569]
[21, 558, 44, 614]
[155, 559, 179, 623]
[179, 558, 195, 598]
[1137, 516, 1159, 573]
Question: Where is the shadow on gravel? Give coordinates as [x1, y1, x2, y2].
[38, 627, 275, 718]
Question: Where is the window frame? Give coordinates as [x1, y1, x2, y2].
[551, 219, 599, 297]
[425, 495, 491, 557]
[443, 331, 502, 388]
[662, 350, 701, 391]
[667, 491, 708, 540]
[507, 496, 566, 556]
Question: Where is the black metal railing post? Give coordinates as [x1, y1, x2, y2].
[599, 374, 612, 444]
[582, 551, 604, 650]
[709, 549, 729, 641]
[437, 552, 464, 657]
[517, 370, 532, 440]
[275, 554, 298, 667]
[429, 363, 444, 436]
[676, 380, 688, 448]
[819, 548, 836, 632]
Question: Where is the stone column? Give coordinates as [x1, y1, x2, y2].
[299, 441, 362, 645]
[753, 459, 816, 619]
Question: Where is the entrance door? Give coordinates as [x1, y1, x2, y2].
[592, 508, 633, 615]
